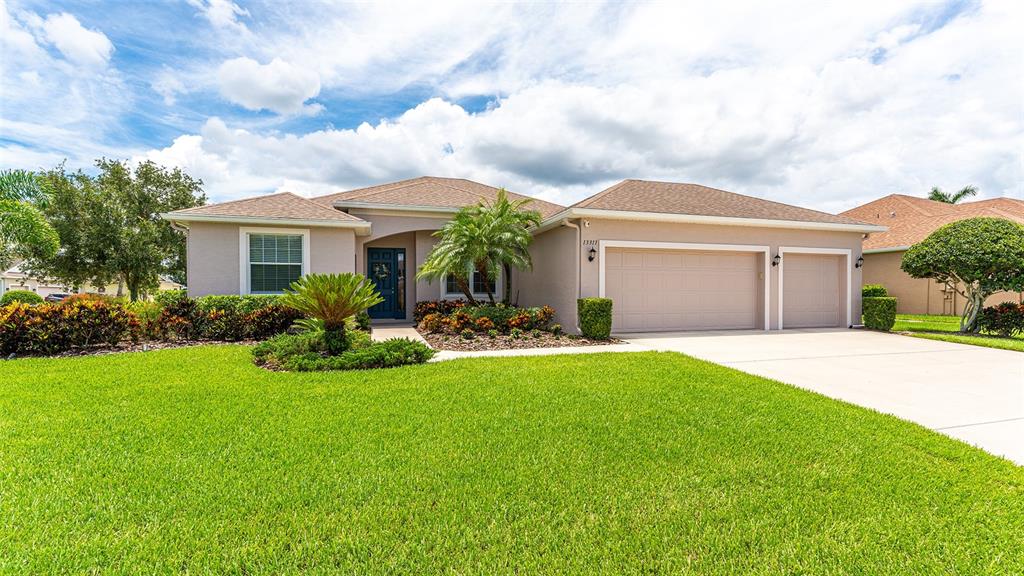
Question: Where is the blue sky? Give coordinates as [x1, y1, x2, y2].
[1, 0, 1021, 209]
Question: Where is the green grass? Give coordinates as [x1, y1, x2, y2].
[1, 346, 1022, 574]
[893, 314, 1024, 352]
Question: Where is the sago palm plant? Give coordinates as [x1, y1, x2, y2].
[281, 273, 383, 354]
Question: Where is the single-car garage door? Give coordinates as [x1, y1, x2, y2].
[604, 248, 759, 332]
[782, 253, 843, 328]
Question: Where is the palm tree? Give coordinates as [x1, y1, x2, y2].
[281, 273, 383, 354]
[928, 185, 978, 204]
[417, 189, 542, 305]
[0, 170, 59, 269]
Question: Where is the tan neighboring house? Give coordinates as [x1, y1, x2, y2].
[841, 195, 1024, 315]
[163, 176, 884, 333]
[0, 262, 183, 300]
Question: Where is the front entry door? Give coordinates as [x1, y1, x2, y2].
[367, 248, 406, 319]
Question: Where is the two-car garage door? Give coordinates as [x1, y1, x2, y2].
[603, 246, 846, 333]
[604, 248, 760, 332]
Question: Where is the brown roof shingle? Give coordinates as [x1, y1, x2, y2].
[312, 176, 565, 219]
[572, 179, 868, 225]
[167, 192, 366, 223]
[841, 194, 1024, 250]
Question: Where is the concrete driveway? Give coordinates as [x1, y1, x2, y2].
[623, 329, 1024, 465]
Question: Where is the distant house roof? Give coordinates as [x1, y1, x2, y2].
[841, 194, 1024, 251]
[562, 179, 873, 227]
[163, 192, 370, 229]
[313, 176, 566, 219]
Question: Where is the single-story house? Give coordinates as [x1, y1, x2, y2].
[163, 177, 885, 333]
[841, 194, 1024, 315]
[0, 262, 183, 300]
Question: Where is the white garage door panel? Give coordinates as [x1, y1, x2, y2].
[606, 248, 758, 332]
[783, 253, 842, 328]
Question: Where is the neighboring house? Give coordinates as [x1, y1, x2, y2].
[0, 263, 183, 300]
[163, 177, 884, 333]
[841, 195, 1024, 315]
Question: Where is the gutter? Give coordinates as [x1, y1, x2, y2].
[863, 245, 911, 254]
[159, 213, 373, 235]
[534, 208, 888, 234]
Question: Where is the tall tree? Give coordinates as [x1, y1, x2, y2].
[25, 160, 205, 300]
[928, 185, 978, 204]
[0, 170, 60, 270]
[417, 189, 542, 304]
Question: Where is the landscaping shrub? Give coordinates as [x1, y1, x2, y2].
[467, 304, 518, 329]
[474, 316, 495, 331]
[1, 290, 42, 306]
[977, 302, 1024, 338]
[460, 328, 476, 340]
[863, 297, 897, 331]
[418, 313, 444, 333]
[578, 298, 613, 339]
[355, 311, 372, 332]
[414, 299, 466, 322]
[0, 299, 140, 356]
[862, 284, 888, 298]
[442, 310, 473, 333]
[253, 332, 432, 371]
[154, 289, 187, 308]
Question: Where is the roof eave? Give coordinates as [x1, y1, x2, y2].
[160, 213, 373, 235]
[535, 208, 888, 234]
[332, 200, 461, 215]
[863, 245, 912, 254]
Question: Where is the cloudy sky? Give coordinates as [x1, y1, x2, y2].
[1, 0, 1021, 211]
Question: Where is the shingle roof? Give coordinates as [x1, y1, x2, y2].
[312, 176, 565, 219]
[841, 194, 1024, 250]
[571, 179, 868, 225]
[166, 192, 366, 223]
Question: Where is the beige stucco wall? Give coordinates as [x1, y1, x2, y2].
[534, 218, 863, 332]
[862, 251, 1022, 315]
[520, 225, 580, 330]
[185, 222, 356, 296]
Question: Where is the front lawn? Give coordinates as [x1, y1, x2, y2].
[894, 314, 1024, 352]
[1, 346, 1022, 573]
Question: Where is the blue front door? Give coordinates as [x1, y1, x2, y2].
[367, 248, 406, 319]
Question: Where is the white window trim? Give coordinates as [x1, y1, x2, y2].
[598, 240, 771, 332]
[777, 246, 853, 330]
[442, 266, 503, 300]
[238, 227, 310, 295]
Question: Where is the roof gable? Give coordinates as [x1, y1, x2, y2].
[572, 179, 867, 226]
[313, 176, 565, 218]
[166, 192, 365, 224]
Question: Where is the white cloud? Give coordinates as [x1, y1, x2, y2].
[151, 68, 187, 105]
[187, 0, 249, 32]
[217, 57, 321, 115]
[36, 12, 114, 68]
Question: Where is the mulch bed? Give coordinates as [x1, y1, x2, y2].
[420, 330, 622, 351]
[4, 340, 258, 360]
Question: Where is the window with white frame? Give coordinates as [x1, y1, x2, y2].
[246, 233, 304, 293]
[444, 267, 500, 297]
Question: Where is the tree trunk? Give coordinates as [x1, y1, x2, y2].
[457, 277, 477, 305]
[127, 274, 140, 302]
[116, 278, 124, 298]
[502, 263, 512, 305]
[475, 262, 495, 304]
[960, 288, 985, 333]
[324, 324, 347, 355]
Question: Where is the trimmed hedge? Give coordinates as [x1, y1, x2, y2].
[861, 284, 888, 298]
[578, 298, 613, 340]
[1, 290, 43, 306]
[0, 299, 140, 355]
[415, 302, 556, 334]
[863, 297, 897, 331]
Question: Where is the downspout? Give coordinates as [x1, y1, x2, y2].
[561, 219, 581, 333]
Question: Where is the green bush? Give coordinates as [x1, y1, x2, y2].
[863, 297, 897, 331]
[253, 333, 431, 371]
[1, 290, 43, 306]
[578, 298, 613, 339]
[862, 284, 888, 298]
[977, 302, 1024, 338]
[154, 289, 187, 308]
[153, 293, 300, 342]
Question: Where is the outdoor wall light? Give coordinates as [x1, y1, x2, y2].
[588, 247, 597, 262]
[771, 254, 781, 267]
[855, 256, 864, 268]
